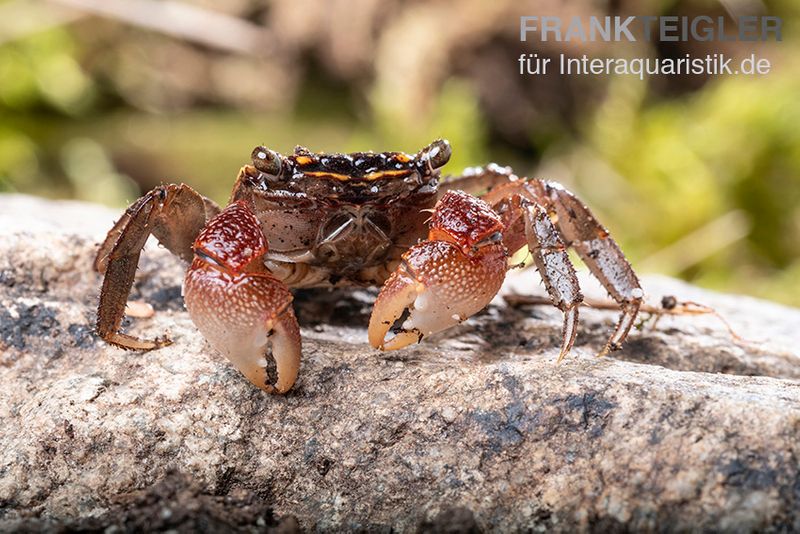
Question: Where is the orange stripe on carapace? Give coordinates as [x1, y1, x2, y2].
[302, 171, 352, 181]
[303, 169, 414, 182]
[295, 156, 314, 165]
[362, 169, 412, 181]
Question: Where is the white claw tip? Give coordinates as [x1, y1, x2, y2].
[631, 288, 644, 299]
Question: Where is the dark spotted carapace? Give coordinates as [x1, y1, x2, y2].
[232, 140, 454, 284]
[251, 140, 451, 187]
[286, 147, 416, 182]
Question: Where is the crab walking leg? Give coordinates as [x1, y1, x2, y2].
[95, 184, 220, 350]
[183, 201, 301, 394]
[537, 180, 643, 355]
[438, 163, 519, 197]
[369, 190, 508, 351]
[524, 204, 583, 363]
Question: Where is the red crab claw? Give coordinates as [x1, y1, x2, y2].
[369, 191, 508, 351]
[183, 202, 301, 394]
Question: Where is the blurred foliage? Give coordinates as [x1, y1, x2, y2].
[564, 64, 800, 305]
[0, 0, 798, 305]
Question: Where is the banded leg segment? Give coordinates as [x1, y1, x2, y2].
[95, 184, 220, 350]
[478, 177, 642, 358]
[183, 201, 301, 394]
[524, 204, 583, 362]
[537, 181, 643, 355]
[438, 163, 518, 197]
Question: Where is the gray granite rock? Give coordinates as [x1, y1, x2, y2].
[1, 193, 799, 532]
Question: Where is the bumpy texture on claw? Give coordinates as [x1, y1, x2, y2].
[369, 191, 507, 351]
[183, 202, 301, 394]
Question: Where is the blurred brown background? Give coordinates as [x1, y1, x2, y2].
[1, 0, 798, 304]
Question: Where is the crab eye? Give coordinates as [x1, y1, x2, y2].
[251, 146, 282, 176]
[418, 139, 452, 172]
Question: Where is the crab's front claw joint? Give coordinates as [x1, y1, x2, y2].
[369, 241, 506, 351]
[183, 202, 301, 394]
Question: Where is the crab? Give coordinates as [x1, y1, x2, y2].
[94, 140, 643, 394]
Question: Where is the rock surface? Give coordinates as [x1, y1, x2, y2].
[1, 193, 800, 532]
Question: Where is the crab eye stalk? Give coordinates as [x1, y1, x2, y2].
[418, 139, 452, 173]
[251, 146, 282, 176]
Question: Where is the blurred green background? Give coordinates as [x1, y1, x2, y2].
[1, 0, 798, 305]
